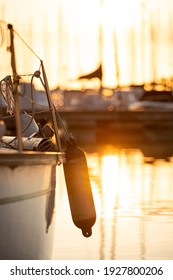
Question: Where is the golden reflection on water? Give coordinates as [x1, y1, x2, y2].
[52, 146, 173, 260]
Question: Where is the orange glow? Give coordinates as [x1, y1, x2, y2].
[1, 0, 173, 89]
[101, 155, 119, 214]
[52, 147, 173, 259]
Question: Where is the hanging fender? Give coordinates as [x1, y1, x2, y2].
[63, 137, 96, 237]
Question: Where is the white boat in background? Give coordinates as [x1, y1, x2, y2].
[128, 90, 173, 111]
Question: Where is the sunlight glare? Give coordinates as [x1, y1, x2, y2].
[1, 0, 173, 88]
[101, 155, 119, 215]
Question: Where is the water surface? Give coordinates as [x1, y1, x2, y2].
[52, 145, 173, 260]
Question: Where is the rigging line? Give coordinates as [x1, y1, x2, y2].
[54, 104, 70, 137]
[36, 68, 70, 138]
[13, 29, 42, 61]
[1, 108, 50, 121]
[38, 73, 69, 137]
[38, 75, 53, 113]
[0, 138, 16, 150]
[11, 74, 37, 136]
[31, 108, 50, 114]
[38, 75, 46, 90]
[0, 75, 15, 114]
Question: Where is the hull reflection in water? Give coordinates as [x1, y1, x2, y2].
[53, 145, 173, 260]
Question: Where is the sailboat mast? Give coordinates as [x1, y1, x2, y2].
[7, 24, 23, 152]
[141, 0, 145, 86]
[99, 0, 104, 93]
[150, 13, 157, 87]
[130, 25, 135, 85]
[113, 29, 120, 89]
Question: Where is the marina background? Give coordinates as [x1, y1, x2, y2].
[1, 0, 173, 90]
[0, 0, 173, 261]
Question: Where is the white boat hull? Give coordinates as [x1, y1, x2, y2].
[0, 150, 64, 260]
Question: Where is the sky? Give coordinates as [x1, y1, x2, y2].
[1, 0, 173, 89]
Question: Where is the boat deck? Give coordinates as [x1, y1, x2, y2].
[0, 148, 65, 165]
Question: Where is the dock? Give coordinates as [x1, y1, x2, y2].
[60, 110, 173, 147]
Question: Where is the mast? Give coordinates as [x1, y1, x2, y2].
[141, 0, 145, 86]
[7, 24, 23, 152]
[113, 29, 120, 89]
[150, 12, 157, 87]
[130, 25, 135, 85]
[99, 0, 104, 94]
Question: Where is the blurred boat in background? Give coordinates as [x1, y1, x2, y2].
[128, 89, 173, 111]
